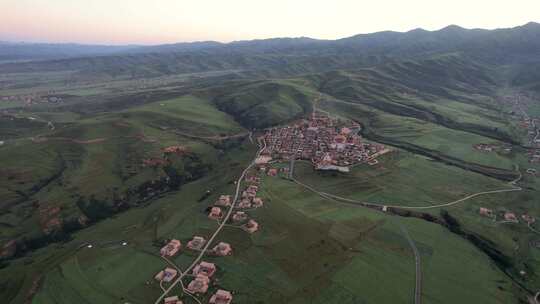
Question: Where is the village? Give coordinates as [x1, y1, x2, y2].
[263, 111, 389, 172]
[498, 92, 540, 171]
[149, 112, 390, 303]
[0, 92, 64, 105]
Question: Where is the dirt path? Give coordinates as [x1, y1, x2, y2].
[292, 169, 522, 211]
[173, 130, 250, 141]
[31, 134, 160, 145]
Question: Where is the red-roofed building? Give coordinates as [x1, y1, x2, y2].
[252, 197, 264, 208]
[155, 267, 178, 282]
[209, 289, 233, 304]
[243, 219, 259, 233]
[187, 236, 206, 250]
[479, 207, 493, 217]
[187, 275, 210, 294]
[215, 195, 231, 207]
[208, 207, 223, 220]
[193, 261, 216, 277]
[232, 211, 248, 222]
[504, 212, 518, 222]
[164, 296, 183, 304]
[160, 239, 182, 257]
[212, 242, 232, 256]
[267, 168, 278, 176]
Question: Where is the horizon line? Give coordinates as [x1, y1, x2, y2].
[1, 21, 538, 47]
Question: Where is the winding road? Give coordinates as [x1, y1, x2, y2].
[292, 168, 522, 211]
[154, 134, 264, 304]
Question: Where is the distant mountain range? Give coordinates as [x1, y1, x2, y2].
[2, 22, 539, 62]
[0, 41, 141, 61]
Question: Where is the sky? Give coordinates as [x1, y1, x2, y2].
[1, 0, 540, 45]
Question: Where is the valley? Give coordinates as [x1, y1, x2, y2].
[1, 22, 540, 304]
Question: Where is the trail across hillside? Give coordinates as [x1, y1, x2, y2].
[292, 169, 522, 211]
[154, 136, 265, 304]
[173, 130, 250, 141]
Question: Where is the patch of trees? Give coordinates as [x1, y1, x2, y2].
[440, 210, 514, 272]
[164, 153, 211, 189]
[76, 195, 115, 222]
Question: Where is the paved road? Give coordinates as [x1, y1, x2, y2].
[399, 223, 422, 304]
[154, 137, 265, 304]
[289, 157, 295, 180]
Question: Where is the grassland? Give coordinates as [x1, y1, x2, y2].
[292, 151, 512, 208]
[1, 46, 540, 304]
[3, 156, 522, 304]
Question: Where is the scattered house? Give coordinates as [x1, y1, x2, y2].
[522, 214, 536, 224]
[246, 185, 258, 195]
[155, 267, 178, 282]
[367, 159, 379, 166]
[187, 275, 210, 294]
[208, 207, 223, 220]
[209, 289, 233, 304]
[241, 191, 251, 199]
[215, 195, 232, 207]
[237, 198, 252, 209]
[473, 143, 497, 152]
[232, 211, 248, 222]
[164, 296, 183, 304]
[160, 239, 182, 257]
[316, 164, 350, 172]
[255, 155, 272, 165]
[163, 146, 187, 154]
[252, 197, 264, 208]
[245, 175, 260, 184]
[193, 261, 217, 277]
[187, 236, 207, 250]
[479, 207, 493, 217]
[267, 168, 278, 176]
[212, 242, 233, 256]
[243, 219, 259, 233]
[504, 212, 518, 222]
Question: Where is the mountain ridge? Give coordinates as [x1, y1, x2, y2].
[2, 22, 539, 60]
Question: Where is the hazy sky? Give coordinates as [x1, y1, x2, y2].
[1, 0, 540, 45]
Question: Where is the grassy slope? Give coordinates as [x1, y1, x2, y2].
[313, 56, 520, 144]
[7, 160, 518, 304]
[204, 80, 315, 128]
[293, 152, 510, 207]
[0, 95, 245, 246]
